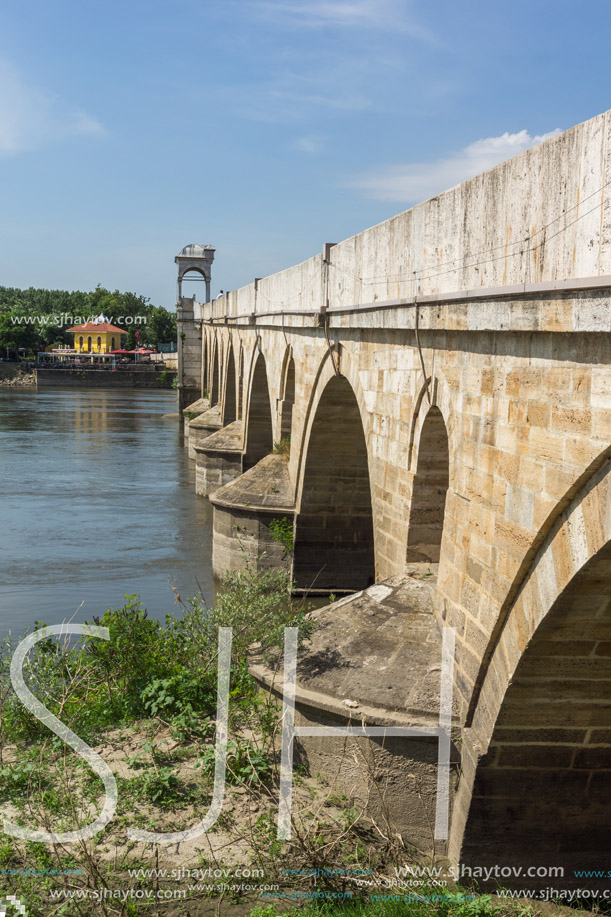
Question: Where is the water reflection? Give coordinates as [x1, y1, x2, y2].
[0, 387, 214, 637]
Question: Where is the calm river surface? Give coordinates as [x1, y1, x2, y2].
[0, 386, 214, 638]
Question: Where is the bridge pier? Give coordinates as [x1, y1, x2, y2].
[250, 572, 460, 850]
[182, 396, 210, 441]
[193, 420, 243, 496]
[187, 405, 222, 459]
[177, 385, 201, 416]
[209, 453, 294, 577]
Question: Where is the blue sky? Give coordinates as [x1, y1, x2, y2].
[0, 0, 610, 307]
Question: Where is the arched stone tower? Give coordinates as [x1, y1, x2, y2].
[175, 243, 215, 413]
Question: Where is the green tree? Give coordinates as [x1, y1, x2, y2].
[144, 306, 177, 347]
[0, 311, 40, 355]
[0, 284, 174, 354]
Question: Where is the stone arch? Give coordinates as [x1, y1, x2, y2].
[179, 266, 208, 300]
[467, 447, 611, 727]
[181, 266, 207, 279]
[406, 405, 449, 563]
[407, 374, 454, 476]
[201, 332, 208, 396]
[210, 336, 220, 405]
[223, 340, 237, 425]
[294, 365, 375, 593]
[238, 343, 244, 419]
[243, 350, 273, 470]
[295, 345, 372, 505]
[471, 454, 611, 740]
[459, 538, 611, 877]
[451, 454, 611, 874]
[279, 348, 295, 446]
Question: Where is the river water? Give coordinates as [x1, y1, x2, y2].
[0, 387, 214, 638]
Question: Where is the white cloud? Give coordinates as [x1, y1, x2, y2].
[293, 135, 325, 154]
[253, 0, 434, 39]
[221, 1, 437, 126]
[0, 60, 105, 155]
[349, 129, 563, 203]
[271, 86, 370, 113]
[222, 76, 371, 125]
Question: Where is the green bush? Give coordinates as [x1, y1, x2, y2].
[0, 570, 308, 749]
[158, 368, 174, 386]
[269, 516, 294, 554]
[272, 436, 291, 455]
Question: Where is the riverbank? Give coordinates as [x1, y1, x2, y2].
[0, 364, 35, 386]
[0, 363, 177, 387]
[36, 365, 177, 387]
[0, 572, 327, 914]
[0, 371, 36, 386]
[0, 571, 590, 917]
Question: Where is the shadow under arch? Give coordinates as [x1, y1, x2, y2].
[223, 341, 237, 425]
[459, 536, 611, 877]
[449, 455, 611, 877]
[237, 343, 245, 419]
[201, 334, 208, 396]
[243, 351, 273, 470]
[293, 373, 375, 593]
[210, 337, 220, 405]
[467, 447, 611, 727]
[279, 349, 295, 445]
[406, 405, 449, 563]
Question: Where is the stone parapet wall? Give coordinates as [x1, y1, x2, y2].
[201, 110, 611, 323]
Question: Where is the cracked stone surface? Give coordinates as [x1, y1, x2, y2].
[297, 570, 446, 718]
[183, 397, 210, 416]
[189, 404, 222, 429]
[251, 569, 459, 724]
[198, 420, 243, 453]
[210, 453, 295, 511]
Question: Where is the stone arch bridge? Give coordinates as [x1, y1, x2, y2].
[176, 109, 611, 881]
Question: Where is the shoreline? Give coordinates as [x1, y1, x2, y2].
[0, 370, 36, 387]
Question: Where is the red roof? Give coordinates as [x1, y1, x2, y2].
[67, 322, 127, 334]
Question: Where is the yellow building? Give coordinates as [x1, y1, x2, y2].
[67, 315, 127, 354]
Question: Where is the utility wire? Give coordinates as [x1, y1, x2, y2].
[327, 178, 611, 291]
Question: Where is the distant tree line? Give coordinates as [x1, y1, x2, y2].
[0, 285, 177, 356]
